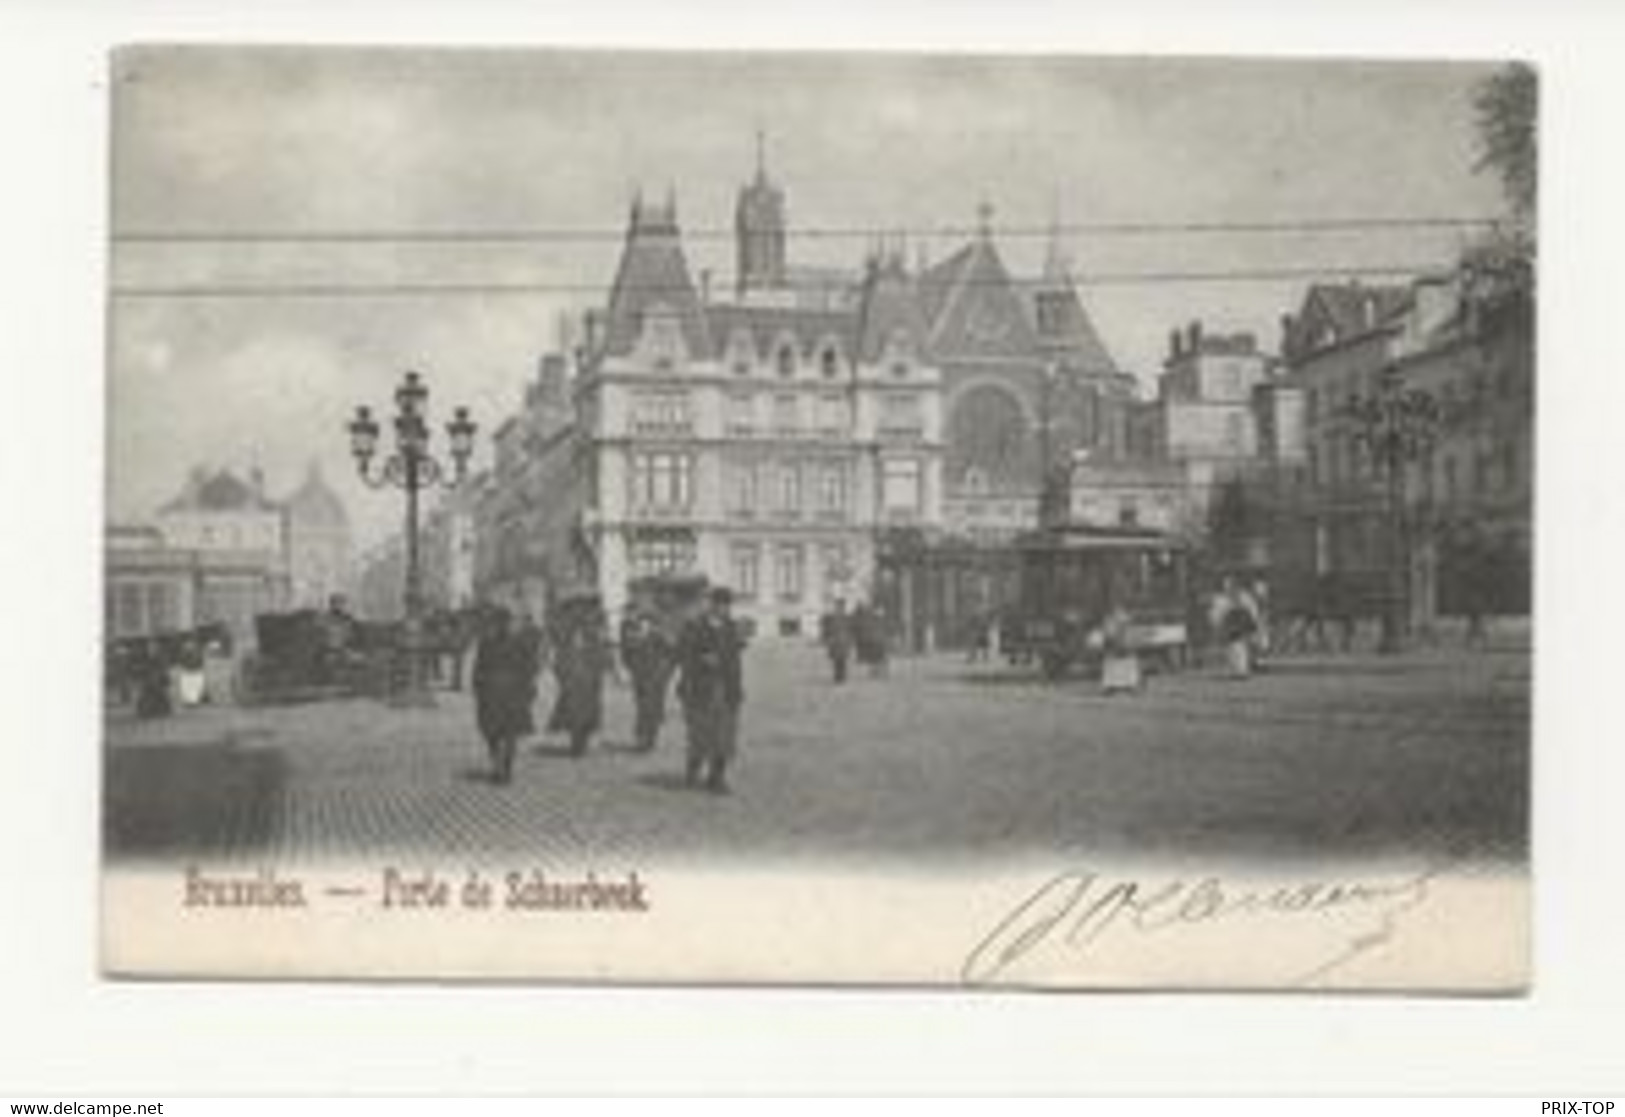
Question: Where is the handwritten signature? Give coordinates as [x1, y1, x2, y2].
[961, 862, 1449, 987]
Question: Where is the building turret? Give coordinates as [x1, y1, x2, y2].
[734, 131, 787, 298]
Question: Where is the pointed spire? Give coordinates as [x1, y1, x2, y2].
[1043, 191, 1071, 280]
[976, 198, 995, 242]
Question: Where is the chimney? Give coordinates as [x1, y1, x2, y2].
[1169, 329, 1183, 360]
[1187, 321, 1202, 353]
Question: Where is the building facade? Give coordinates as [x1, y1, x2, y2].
[1272, 260, 1533, 629]
[109, 464, 356, 645]
[569, 191, 946, 638]
[476, 154, 1141, 646]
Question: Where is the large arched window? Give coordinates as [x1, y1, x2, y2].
[948, 383, 1029, 487]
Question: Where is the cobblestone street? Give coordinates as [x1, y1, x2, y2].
[104, 637, 1530, 869]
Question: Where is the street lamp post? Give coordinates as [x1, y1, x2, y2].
[1347, 364, 1439, 654]
[347, 370, 478, 706]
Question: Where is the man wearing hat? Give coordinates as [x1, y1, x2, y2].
[675, 586, 746, 793]
[620, 593, 676, 752]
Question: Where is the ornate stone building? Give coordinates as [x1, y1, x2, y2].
[564, 187, 945, 638]
[493, 152, 1137, 646]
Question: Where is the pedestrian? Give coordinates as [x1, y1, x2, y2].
[547, 597, 612, 758]
[201, 635, 235, 705]
[1249, 577, 1272, 669]
[471, 607, 532, 784]
[1099, 604, 1142, 695]
[1216, 578, 1260, 679]
[676, 586, 746, 794]
[966, 609, 993, 664]
[854, 602, 890, 678]
[174, 637, 207, 708]
[620, 599, 676, 751]
[820, 598, 854, 685]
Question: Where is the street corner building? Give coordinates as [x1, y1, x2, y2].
[472, 151, 1140, 647]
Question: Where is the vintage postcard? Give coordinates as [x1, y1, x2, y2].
[103, 46, 1533, 989]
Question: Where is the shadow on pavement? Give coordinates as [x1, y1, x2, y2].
[104, 743, 287, 861]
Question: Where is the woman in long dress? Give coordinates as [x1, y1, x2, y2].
[1099, 605, 1142, 695]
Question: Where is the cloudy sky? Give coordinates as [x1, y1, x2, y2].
[109, 47, 1509, 547]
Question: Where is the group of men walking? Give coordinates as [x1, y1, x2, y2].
[817, 599, 890, 685]
[470, 586, 745, 794]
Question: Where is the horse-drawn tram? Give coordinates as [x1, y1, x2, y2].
[1005, 524, 1192, 680]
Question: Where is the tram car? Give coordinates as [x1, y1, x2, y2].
[1007, 524, 1192, 679]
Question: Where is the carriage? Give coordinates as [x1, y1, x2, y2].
[1005, 525, 1193, 680]
[235, 608, 397, 705]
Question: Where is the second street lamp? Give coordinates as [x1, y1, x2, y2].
[348, 371, 478, 706]
[1346, 364, 1439, 655]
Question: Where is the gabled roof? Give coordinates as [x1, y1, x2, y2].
[1286, 282, 1412, 359]
[600, 197, 712, 360]
[918, 235, 1042, 361]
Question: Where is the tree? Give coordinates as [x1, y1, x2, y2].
[1473, 62, 1538, 225]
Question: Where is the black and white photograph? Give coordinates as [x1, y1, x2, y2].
[100, 45, 1534, 989]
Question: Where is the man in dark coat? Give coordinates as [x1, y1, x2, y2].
[819, 599, 854, 684]
[547, 599, 611, 758]
[471, 608, 533, 785]
[676, 587, 746, 793]
[620, 600, 676, 751]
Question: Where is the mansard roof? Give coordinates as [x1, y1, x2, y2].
[600, 195, 712, 360]
[854, 255, 930, 363]
[707, 303, 856, 362]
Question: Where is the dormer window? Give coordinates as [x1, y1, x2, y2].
[820, 346, 840, 380]
[640, 305, 685, 369]
[776, 343, 796, 378]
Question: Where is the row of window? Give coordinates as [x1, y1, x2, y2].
[630, 453, 926, 517]
[638, 311, 919, 382]
[727, 460, 850, 519]
[725, 340, 914, 382]
[729, 541, 853, 604]
[630, 392, 926, 438]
